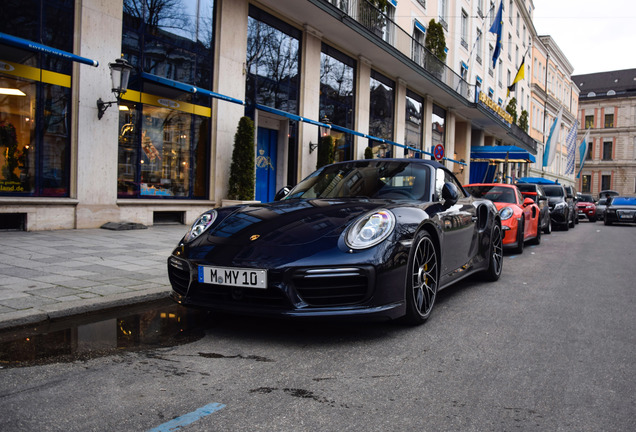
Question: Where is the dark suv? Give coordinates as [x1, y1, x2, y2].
[542, 184, 573, 230]
[516, 183, 552, 234]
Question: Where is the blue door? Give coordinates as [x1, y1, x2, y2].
[255, 127, 278, 202]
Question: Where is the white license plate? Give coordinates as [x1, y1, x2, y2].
[198, 266, 267, 289]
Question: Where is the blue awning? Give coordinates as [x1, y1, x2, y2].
[470, 145, 536, 163]
[517, 177, 559, 184]
[0, 32, 98, 67]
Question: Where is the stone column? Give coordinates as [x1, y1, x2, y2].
[74, 0, 124, 228]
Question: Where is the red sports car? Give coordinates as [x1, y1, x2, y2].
[464, 183, 541, 254]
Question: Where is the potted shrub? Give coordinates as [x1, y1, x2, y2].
[223, 116, 259, 206]
[316, 135, 335, 169]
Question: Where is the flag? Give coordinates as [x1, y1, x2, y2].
[565, 120, 578, 175]
[576, 129, 591, 179]
[542, 107, 563, 168]
[507, 56, 525, 97]
[489, 1, 504, 69]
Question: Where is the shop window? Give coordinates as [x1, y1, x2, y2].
[119, 0, 215, 199]
[320, 44, 356, 162]
[405, 90, 424, 158]
[0, 0, 74, 197]
[432, 104, 446, 160]
[246, 6, 301, 114]
[369, 70, 395, 158]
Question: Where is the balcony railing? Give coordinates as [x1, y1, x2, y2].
[327, 0, 472, 102]
[323, 0, 535, 151]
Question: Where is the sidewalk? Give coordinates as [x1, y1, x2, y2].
[0, 224, 188, 331]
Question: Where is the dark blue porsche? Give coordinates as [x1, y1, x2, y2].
[168, 159, 503, 325]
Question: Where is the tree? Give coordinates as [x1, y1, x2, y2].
[424, 19, 447, 63]
[506, 97, 518, 124]
[227, 117, 255, 200]
[518, 110, 529, 132]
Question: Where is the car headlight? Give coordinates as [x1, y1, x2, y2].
[184, 210, 217, 242]
[555, 202, 567, 210]
[345, 209, 395, 249]
[499, 206, 514, 220]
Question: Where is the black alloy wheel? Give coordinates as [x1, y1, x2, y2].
[483, 222, 503, 281]
[544, 216, 552, 234]
[404, 231, 438, 325]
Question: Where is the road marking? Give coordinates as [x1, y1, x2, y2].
[148, 402, 226, 432]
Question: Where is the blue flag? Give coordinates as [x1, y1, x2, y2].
[543, 107, 563, 168]
[576, 129, 591, 179]
[489, 1, 504, 69]
[565, 120, 578, 175]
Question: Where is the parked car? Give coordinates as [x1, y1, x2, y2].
[564, 185, 579, 225]
[598, 190, 619, 200]
[604, 196, 636, 225]
[516, 183, 552, 234]
[542, 184, 573, 230]
[168, 159, 504, 325]
[596, 197, 609, 220]
[464, 183, 541, 254]
[576, 193, 597, 222]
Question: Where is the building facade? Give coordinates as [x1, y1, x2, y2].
[526, 35, 579, 185]
[573, 69, 636, 197]
[2, 0, 560, 231]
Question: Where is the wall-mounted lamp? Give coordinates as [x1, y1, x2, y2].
[309, 116, 332, 153]
[319, 115, 332, 138]
[459, 159, 466, 173]
[97, 58, 133, 120]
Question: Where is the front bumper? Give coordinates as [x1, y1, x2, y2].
[605, 210, 636, 224]
[167, 255, 407, 320]
[549, 206, 568, 224]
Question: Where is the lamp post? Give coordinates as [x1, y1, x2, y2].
[97, 58, 133, 120]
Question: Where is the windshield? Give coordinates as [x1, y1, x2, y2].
[464, 185, 516, 204]
[611, 197, 636, 206]
[543, 185, 565, 197]
[578, 194, 595, 203]
[285, 161, 431, 200]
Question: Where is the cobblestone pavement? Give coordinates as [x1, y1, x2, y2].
[0, 224, 187, 330]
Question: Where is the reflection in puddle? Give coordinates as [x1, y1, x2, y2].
[0, 299, 208, 368]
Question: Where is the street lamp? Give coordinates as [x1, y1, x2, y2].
[97, 58, 133, 120]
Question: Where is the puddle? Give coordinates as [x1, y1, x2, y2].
[0, 299, 210, 368]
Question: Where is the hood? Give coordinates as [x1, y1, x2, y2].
[206, 199, 392, 247]
[547, 196, 566, 204]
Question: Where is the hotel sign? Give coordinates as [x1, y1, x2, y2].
[478, 91, 513, 125]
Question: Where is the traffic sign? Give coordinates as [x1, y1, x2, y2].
[433, 144, 444, 161]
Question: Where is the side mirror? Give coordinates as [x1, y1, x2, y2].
[523, 197, 535, 207]
[274, 186, 292, 201]
[441, 182, 459, 208]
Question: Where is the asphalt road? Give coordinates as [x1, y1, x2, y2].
[0, 221, 634, 431]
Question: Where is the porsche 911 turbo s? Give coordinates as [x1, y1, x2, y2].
[168, 159, 503, 325]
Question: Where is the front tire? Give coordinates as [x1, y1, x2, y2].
[544, 216, 552, 234]
[482, 222, 503, 281]
[403, 231, 439, 325]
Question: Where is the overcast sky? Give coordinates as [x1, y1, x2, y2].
[531, 0, 636, 75]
